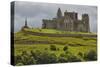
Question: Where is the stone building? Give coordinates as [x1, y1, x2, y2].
[42, 8, 90, 32]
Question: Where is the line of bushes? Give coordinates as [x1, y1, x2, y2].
[15, 45, 97, 66]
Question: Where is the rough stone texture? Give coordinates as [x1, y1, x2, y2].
[42, 8, 90, 32]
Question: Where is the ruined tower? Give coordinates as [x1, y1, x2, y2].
[57, 8, 62, 18]
[24, 18, 28, 28]
[82, 14, 90, 32]
[22, 18, 29, 30]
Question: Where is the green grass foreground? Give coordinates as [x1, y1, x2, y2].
[15, 44, 96, 57]
[14, 29, 97, 65]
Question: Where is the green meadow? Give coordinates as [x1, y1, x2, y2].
[15, 44, 96, 58]
[24, 28, 96, 34]
[14, 29, 97, 65]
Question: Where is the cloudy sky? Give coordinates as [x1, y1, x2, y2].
[14, 1, 97, 33]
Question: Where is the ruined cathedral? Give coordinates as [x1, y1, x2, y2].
[42, 8, 90, 32]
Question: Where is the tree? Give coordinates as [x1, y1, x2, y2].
[84, 50, 97, 61]
[50, 45, 57, 51]
[63, 46, 68, 51]
[36, 51, 57, 64]
[58, 53, 68, 63]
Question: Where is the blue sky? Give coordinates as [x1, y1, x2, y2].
[14, 1, 97, 33]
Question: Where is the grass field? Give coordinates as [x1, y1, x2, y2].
[15, 30, 97, 46]
[24, 28, 96, 34]
[14, 29, 97, 65]
[14, 44, 96, 57]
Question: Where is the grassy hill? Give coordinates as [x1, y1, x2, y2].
[23, 28, 96, 35]
[14, 28, 97, 65]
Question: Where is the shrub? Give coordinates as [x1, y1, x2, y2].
[21, 51, 28, 56]
[30, 50, 58, 64]
[58, 57, 68, 63]
[58, 53, 68, 63]
[78, 52, 83, 57]
[50, 45, 57, 51]
[15, 55, 22, 65]
[58, 52, 81, 62]
[15, 53, 36, 65]
[15, 50, 58, 65]
[63, 46, 68, 51]
[30, 50, 41, 59]
[36, 51, 57, 64]
[60, 53, 67, 57]
[84, 50, 97, 61]
[44, 48, 48, 50]
[65, 50, 69, 54]
[21, 51, 36, 65]
[65, 52, 82, 62]
[25, 57, 36, 65]
[67, 55, 81, 62]
[57, 48, 60, 51]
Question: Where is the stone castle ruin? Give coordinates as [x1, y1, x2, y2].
[42, 8, 90, 32]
